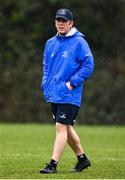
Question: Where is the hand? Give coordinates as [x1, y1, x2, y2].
[66, 81, 73, 91]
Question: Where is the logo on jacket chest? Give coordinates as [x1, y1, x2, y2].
[51, 53, 54, 57]
[62, 51, 68, 58]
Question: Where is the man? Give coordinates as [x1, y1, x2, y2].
[40, 8, 94, 173]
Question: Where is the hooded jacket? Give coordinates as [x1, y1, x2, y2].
[41, 27, 94, 107]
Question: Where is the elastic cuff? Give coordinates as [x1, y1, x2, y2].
[69, 81, 76, 88]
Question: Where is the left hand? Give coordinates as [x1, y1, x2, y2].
[66, 81, 73, 91]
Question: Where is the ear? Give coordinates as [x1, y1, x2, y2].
[69, 21, 74, 27]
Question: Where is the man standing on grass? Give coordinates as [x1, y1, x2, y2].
[40, 8, 94, 173]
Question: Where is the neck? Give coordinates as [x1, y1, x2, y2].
[59, 33, 66, 36]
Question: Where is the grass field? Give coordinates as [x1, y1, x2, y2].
[0, 123, 125, 179]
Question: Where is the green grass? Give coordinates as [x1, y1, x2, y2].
[0, 123, 125, 179]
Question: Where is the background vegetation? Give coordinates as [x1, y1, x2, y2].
[0, 0, 125, 124]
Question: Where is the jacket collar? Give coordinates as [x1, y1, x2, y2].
[66, 27, 77, 37]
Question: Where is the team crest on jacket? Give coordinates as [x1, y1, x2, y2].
[62, 51, 68, 58]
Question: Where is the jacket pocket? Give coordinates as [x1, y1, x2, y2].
[56, 81, 72, 97]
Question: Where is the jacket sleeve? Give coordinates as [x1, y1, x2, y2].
[69, 39, 94, 87]
[41, 42, 48, 90]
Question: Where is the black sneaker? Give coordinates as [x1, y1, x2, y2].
[72, 158, 91, 172]
[40, 163, 57, 174]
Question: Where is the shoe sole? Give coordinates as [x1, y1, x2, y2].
[40, 170, 57, 174]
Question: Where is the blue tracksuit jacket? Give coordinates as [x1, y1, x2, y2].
[41, 27, 94, 107]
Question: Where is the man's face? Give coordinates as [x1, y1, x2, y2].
[55, 18, 73, 35]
